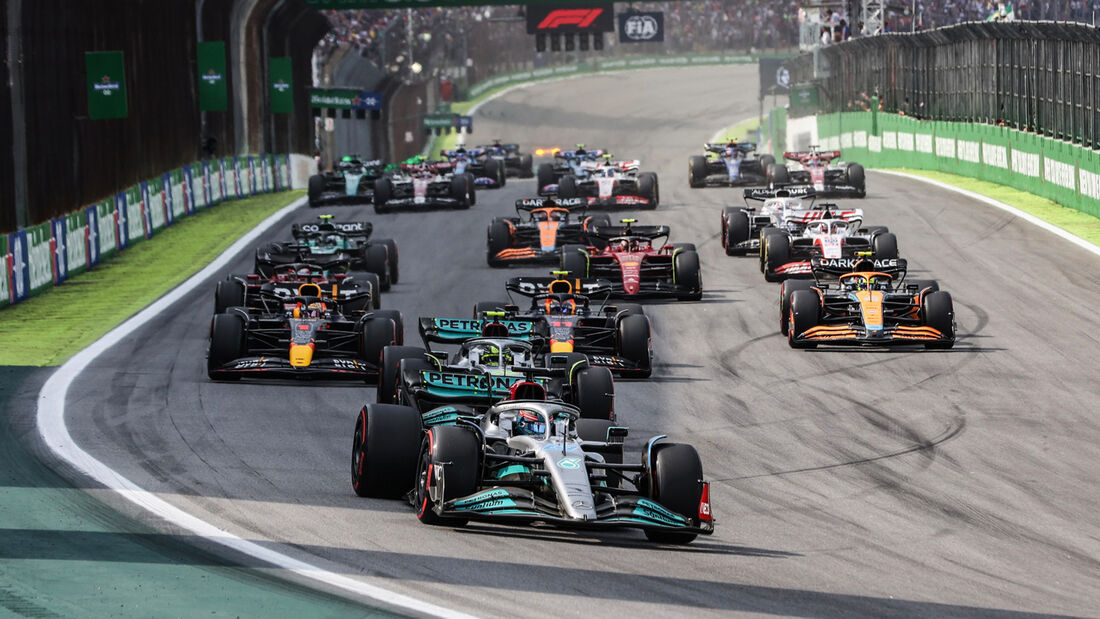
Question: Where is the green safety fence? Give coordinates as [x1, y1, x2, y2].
[812, 111, 1100, 219]
[2, 154, 292, 308]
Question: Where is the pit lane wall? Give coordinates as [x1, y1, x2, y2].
[0, 155, 293, 309]
[789, 111, 1100, 219]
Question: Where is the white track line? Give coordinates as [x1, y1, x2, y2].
[872, 169, 1100, 258]
[36, 195, 472, 619]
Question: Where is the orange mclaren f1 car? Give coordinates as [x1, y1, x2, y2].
[486, 197, 609, 267]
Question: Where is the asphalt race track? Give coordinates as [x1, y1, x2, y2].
[62, 65, 1100, 617]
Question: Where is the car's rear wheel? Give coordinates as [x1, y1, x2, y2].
[847, 162, 866, 195]
[759, 228, 782, 272]
[673, 250, 702, 300]
[520, 153, 534, 177]
[573, 366, 615, 420]
[214, 279, 245, 314]
[416, 426, 479, 526]
[486, 218, 511, 267]
[922, 291, 955, 349]
[788, 289, 820, 349]
[759, 154, 776, 171]
[352, 404, 422, 498]
[450, 174, 473, 208]
[644, 443, 704, 544]
[537, 162, 555, 192]
[638, 172, 659, 208]
[723, 208, 750, 256]
[780, 280, 815, 336]
[873, 232, 899, 260]
[359, 317, 398, 381]
[560, 244, 588, 277]
[763, 234, 791, 282]
[768, 163, 790, 185]
[485, 158, 504, 187]
[363, 244, 391, 291]
[373, 177, 393, 214]
[558, 175, 578, 199]
[377, 345, 426, 404]
[208, 313, 245, 380]
[377, 238, 399, 284]
[688, 155, 708, 188]
[617, 314, 651, 378]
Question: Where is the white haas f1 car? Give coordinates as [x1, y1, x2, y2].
[760, 206, 898, 282]
[351, 399, 714, 543]
[721, 187, 816, 256]
[557, 156, 659, 209]
[768, 147, 866, 198]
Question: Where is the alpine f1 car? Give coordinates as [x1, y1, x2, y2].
[768, 147, 866, 198]
[289, 215, 398, 286]
[372, 159, 475, 213]
[207, 282, 405, 381]
[760, 209, 897, 282]
[375, 334, 615, 421]
[688, 141, 775, 187]
[557, 156, 660, 209]
[479, 140, 534, 177]
[721, 187, 816, 256]
[307, 155, 384, 208]
[559, 219, 702, 301]
[486, 197, 610, 267]
[351, 399, 714, 543]
[783, 257, 955, 349]
[536, 144, 608, 196]
[420, 275, 653, 378]
[214, 262, 381, 314]
[441, 147, 506, 188]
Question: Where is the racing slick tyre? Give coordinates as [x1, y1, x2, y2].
[451, 174, 474, 208]
[359, 318, 399, 381]
[560, 244, 588, 277]
[473, 300, 509, 317]
[759, 154, 776, 170]
[574, 366, 615, 420]
[688, 156, 708, 188]
[520, 153, 534, 177]
[673, 250, 703, 301]
[723, 208, 751, 256]
[644, 443, 704, 544]
[349, 271, 382, 309]
[788, 289, 820, 349]
[614, 303, 645, 321]
[780, 280, 816, 336]
[908, 279, 940, 296]
[537, 163, 555, 192]
[364, 244, 392, 291]
[308, 174, 324, 207]
[638, 172, 659, 208]
[373, 177, 393, 214]
[587, 214, 612, 249]
[558, 175, 578, 199]
[670, 243, 697, 252]
[485, 158, 505, 188]
[617, 314, 652, 378]
[575, 419, 624, 487]
[416, 425, 479, 526]
[352, 404, 422, 498]
[922, 291, 956, 349]
[863, 226, 889, 237]
[213, 279, 245, 314]
[846, 163, 866, 195]
[208, 313, 245, 381]
[759, 229, 784, 273]
[377, 345, 427, 404]
[767, 163, 790, 186]
[763, 234, 791, 282]
[873, 232, 899, 260]
[376, 239, 400, 284]
[486, 218, 511, 267]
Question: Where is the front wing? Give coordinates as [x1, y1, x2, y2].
[793, 323, 953, 346]
[782, 182, 865, 198]
[210, 355, 377, 379]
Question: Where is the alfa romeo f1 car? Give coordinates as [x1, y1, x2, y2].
[441, 147, 506, 188]
[760, 209, 898, 282]
[536, 144, 608, 195]
[768, 147, 866, 198]
[557, 156, 660, 209]
[559, 219, 702, 300]
[479, 140, 534, 177]
[486, 197, 610, 267]
[372, 159, 475, 213]
[207, 282, 405, 381]
[307, 155, 384, 207]
[351, 399, 714, 543]
[688, 141, 775, 187]
[783, 257, 955, 349]
[721, 187, 817, 256]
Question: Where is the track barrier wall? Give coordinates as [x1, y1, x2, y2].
[1, 155, 292, 309]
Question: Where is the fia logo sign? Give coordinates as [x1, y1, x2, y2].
[623, 15, 659, 40]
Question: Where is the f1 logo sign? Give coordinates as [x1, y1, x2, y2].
[538, 9, 603, 29]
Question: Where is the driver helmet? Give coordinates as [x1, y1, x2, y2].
[616, 239, 629, 252]
[306, 301, 326, 318]
[575, 143, 587, 155]
[475, 344, 512, 368]
[811, 221, 830, 234]
[830, 221, 847, 234]
[514, 410, 546, 436]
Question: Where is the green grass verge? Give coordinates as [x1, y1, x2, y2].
[427, 100, 475, 157]
[886, 168, 1100, 247]
[713, 116, 765, 143]
[0, 191, 304, 367]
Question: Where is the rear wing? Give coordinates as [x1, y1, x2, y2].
[783, 207, 864, 225]
[418, 316, 540, 346]
[743, 186, 815, 201]
[514, 197, 587, 212]
[291, 219, 372, 242]
[505, 276, 614, 297]
[811, 257, 907, 277]
[784, 150, 842, 162]
[705, 142, 755, 154]
[588, 224, 670, 241]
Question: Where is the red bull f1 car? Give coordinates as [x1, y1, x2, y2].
[351, 399, 713, 543]
[559, 219, 702, 301]
[486, 197, 610, 267]
[767, 147, 866, 198]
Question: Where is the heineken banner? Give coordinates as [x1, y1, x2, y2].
[85, 51, 128, 119]
[197, 41, 228, 112]
[25, 223, 53, 296]
[8, 231, 28, 303]
[269, 57, 294, 114]
[309, 88, 382, 111]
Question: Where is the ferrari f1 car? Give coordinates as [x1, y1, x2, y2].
[375, 333, 616, 421]
[486, 197, 610, 267]
[557, 156, 659, 209]
[536, 144, 608, 195]
[760, 208, 898, 282]
[721, 187, 817, 256]
[207, 282, 405, 381]
[419, 275, 653, 378]
[351, 399, 714, 543]
[307, 155, 384, 207]
[214, 263, 381, 315]
[782, 257, 955, 349]
[441, 147, 506, 188]
[372, 159, 475, 213]
[688, 141, 775, 187]
[559, 219, 702, 300]
[479, 140, 534, 177]
[768, 147, 866, 198]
